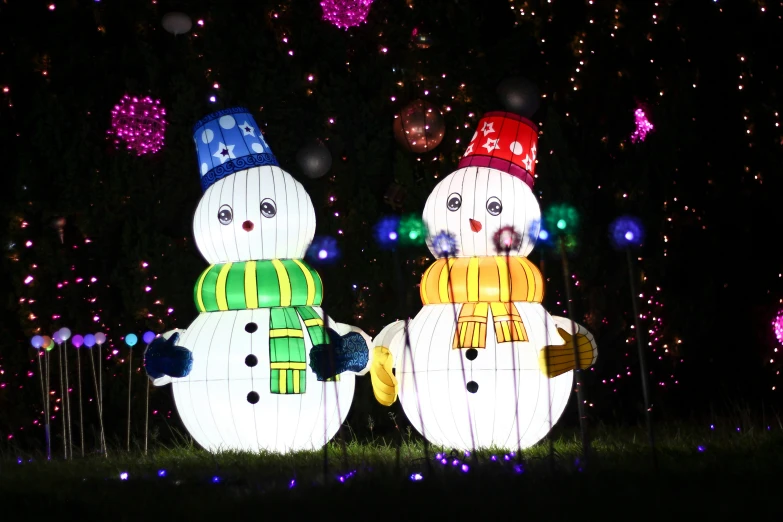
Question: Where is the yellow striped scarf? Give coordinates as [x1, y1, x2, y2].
[420, 256, 544, 349]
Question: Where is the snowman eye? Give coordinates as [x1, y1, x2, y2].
[260, 198, 277, 219]
[217, 204, 233, 225]
[446, 193, 462, 212]
[486, 197, 502, 216]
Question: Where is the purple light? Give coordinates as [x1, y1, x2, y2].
[119, 472, 128, 480]
[288, 479, 296, 489]
[710, 424, 715, 430]
[630, 107, 653, 143]
[772, 310, 783, 344]
[493, 226, 522, 254]
[697, 445, 705, 452]
[440, 458, 447, 465]
[142, 331, 156, 344]
[409, 472, 424, 482]
[435, 453, 443, 460]
[109, 94, 167, 156]
[513, 464, 524, 474]
[490, 455, 497, 461]
[460, 464, 469, 473]
[320, 0, 374, 29]
[451, 459, 459, 466]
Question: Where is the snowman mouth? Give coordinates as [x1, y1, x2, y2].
[469, 219, 482, 233]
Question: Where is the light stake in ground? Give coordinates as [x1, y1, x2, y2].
[125, 333, 138, 452]
[71, 334, 85, 458]
[142, 331, 155, 455]
[544, 202, 592, 468]
[30, 335, 51, 460]
[609, 215, 657, 470]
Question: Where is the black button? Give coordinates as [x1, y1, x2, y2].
[245, 354, 258, 367]
[465, 349, 478, 361]
[247, 391, 260, 404]
[466, 381, 479, 393]
[245, 322, 258, 333]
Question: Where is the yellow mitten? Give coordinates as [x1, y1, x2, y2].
[539, 326, 597, 378]
[370, 346, 398, 406]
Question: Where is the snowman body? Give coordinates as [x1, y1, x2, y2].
[387, 303, 572, 450]
[173, 307, 354, 453]
[171, 163, 355, 453]
[376, 165, 576, 450]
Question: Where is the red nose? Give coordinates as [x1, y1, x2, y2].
[469, 219, 482, 233]
[242, 220, 254, 232]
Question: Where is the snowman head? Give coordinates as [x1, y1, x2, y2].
[423, 167, 540, 258]
[423, 111, 542, 258]
[190, 108, 315, 263]
[193, 166, 315, 263]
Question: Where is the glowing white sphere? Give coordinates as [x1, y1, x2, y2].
[422, 166, 541, 258]
[382, 303, 572, 450]
[161, 12, 193, 36]
[193, 166, 316, 263]
[172, 309, 355, 453]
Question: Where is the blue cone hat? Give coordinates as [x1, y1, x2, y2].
[193, 107, 279, 192]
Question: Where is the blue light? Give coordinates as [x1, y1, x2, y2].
[119, 472, 129, 481]
[374, 216, 401, 249]
[608, 215, 645, 249]
[157, 469, 167, 477]
[212, 476, 220, 483]
[513, 464, 524, 474]
[429, 231, 458, 258]
[306, 236, 340, 265]
[539, 229, 549, 240]
[288, 479, 296, 489]
[409, 472, 424, 482]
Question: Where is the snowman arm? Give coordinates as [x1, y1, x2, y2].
[368, 320, 406, 407]
[538, 316, 598, 378]
[323, 316, 373, 376]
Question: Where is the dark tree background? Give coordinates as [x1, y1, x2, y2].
[0, 0, 781, 448]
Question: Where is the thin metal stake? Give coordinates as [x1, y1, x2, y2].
[560, 238, 590, 468]
[626, 246, 658, 470]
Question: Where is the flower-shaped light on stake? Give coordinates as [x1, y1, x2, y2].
[429, 231, 458, 258]
[543, 202, 589, 462]
[544, 203, 579, 254]
[374, 216, 401, 250]
[320, 0, 375, 29]
[609, 215, 645, 249]
[609, 214, 656, 468]
[398, 214, 428, 247]
[109, 95, 167, 155]
[124, 333, 138, 452]
[492, 226, 522, 255]
[306, 236, 341, 265]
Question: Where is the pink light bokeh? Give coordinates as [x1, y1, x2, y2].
[109, 94, 167, 155]
[773, 310, 783, 344]
[630, 107, 653, 143]
[320, 0, 374, 29]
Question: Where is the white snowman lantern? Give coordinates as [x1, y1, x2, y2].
[147, 107, 370, 454]
[369, 111, 598, 451]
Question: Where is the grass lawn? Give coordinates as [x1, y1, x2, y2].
[2, 421, 782, 520]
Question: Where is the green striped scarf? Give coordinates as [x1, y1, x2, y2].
[193, 259, 336, 394]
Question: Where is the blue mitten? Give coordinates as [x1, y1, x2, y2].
[143, 333, 193, 379]
[309, 329, 369, 381]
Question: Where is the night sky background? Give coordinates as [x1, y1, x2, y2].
[0, 0, 781, 448]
